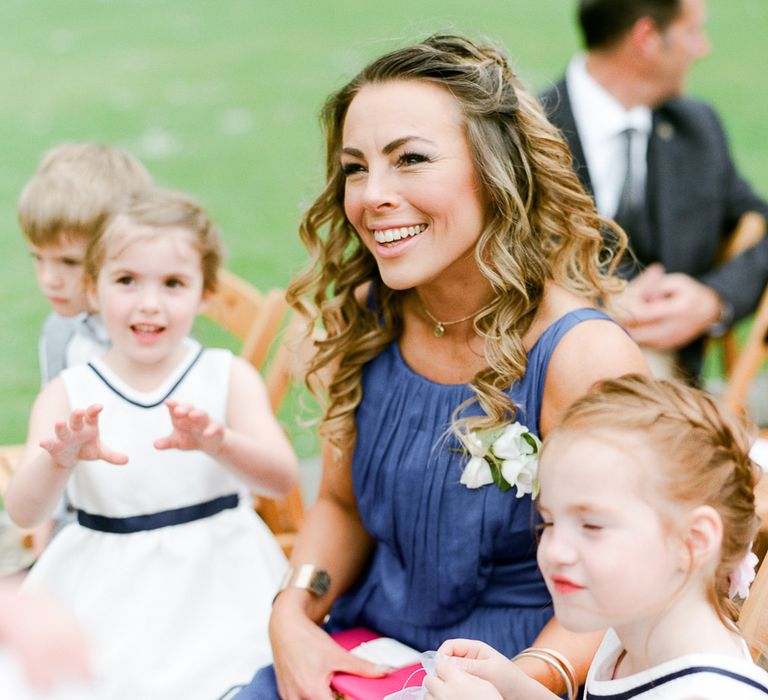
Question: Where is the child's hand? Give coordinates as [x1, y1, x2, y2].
[428, 640, 556, 700]
[424, 656, 503, 700]
[40, 405, 128, 469]
[154, 400, 225, 455]
[0, 584, 91, 691]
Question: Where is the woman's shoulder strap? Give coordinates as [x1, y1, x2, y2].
[532, 308, 618, 359]
[523, 308, 622, 426]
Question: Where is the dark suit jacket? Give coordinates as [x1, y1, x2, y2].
[541, 78, 768, 378]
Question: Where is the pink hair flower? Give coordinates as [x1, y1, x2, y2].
[728, 550, 759, 600]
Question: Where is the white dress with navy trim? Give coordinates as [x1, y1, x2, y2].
[586, 628, 768, 699]
[24, 339, 288, 700]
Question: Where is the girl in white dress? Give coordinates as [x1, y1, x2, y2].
[5, 187, 298, 700]
[424, 374, 768, 700]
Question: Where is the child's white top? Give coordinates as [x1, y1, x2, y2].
[24, 338, 287, 700]
[586, 628, 768, 699]
[63, 337, 245, 515]
[39, 312, 109, 385]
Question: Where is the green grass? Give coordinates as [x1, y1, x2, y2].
[2, 0, 767, 449]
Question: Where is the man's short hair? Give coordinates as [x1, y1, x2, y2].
[578, 0, 682, 49]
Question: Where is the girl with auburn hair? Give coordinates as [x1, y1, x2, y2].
[236, 34, 647, 699]
[426, 374, 768, 699]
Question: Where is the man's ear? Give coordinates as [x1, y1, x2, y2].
[631, 16, 664, 59]
[681, 505, 723, 571]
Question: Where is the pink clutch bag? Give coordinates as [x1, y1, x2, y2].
[330, 628, 424, 700]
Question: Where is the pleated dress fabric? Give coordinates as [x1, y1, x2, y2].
[235, 308, 612, 699]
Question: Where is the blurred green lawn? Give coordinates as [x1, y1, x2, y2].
[2, 0, 766, 450]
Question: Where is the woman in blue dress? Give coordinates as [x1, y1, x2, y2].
[237, 34, 648, 699]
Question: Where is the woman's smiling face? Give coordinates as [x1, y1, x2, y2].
[340, 79, 487, 291]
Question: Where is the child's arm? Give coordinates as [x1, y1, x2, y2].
[425, 640, 561, 700]
[155, 356, 298, 498]
[5, 380, 128, 529]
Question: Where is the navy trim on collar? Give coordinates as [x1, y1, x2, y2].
[87, 346, 205, 408]
[586, 665, 768, 699]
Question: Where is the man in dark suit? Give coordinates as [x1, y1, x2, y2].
[541, 0, 768, 380]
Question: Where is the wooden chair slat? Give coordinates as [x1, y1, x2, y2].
[715, 212, 767, 377]
[201, 272, 304, 555]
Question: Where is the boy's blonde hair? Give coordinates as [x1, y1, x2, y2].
[18, 143, 153, 246]
[85, 187, 223, 295]
[545, 373, 760, 628]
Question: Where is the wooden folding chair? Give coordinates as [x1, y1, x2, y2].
[715, 212, 767, 376]
[201, 269, 305, 555]
[722, 285, 768, 418]
[711, 215, 768, 565]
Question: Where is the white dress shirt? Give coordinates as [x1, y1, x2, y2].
[565, 54, 652, 218]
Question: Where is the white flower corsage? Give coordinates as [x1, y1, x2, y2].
[459, 422, 541, 497]
[728, 549, 759, 600]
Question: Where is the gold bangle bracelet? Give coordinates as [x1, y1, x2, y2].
[512, 650, 576, 700]
[518, 646, 577, 695]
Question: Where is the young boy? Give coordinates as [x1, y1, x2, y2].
[17, 143, 153, 548]
[18, 143, 153, 384]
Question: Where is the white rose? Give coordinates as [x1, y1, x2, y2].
[492, 422, 536, 459]
[460, 456, 494, 489]
[501, 454, 538, 498]
[465, 431, 487, 458]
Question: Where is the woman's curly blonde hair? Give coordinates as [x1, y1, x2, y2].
[287, 34, 627, 455]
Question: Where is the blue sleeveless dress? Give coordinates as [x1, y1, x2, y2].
[235, 308, 611, 698]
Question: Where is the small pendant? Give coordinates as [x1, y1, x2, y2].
[434, 323, 445, 337]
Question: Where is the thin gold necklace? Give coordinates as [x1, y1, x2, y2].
[419, 299, 493, 337]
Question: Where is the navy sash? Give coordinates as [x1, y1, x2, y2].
[77, 493, 239, 534]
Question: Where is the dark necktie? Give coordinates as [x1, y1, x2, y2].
[612, 126, 655, 277]
[614, 127, 643, 233]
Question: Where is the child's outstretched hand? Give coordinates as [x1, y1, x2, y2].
[154, 400, 225, 455]
[40, 405, 128, 470]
